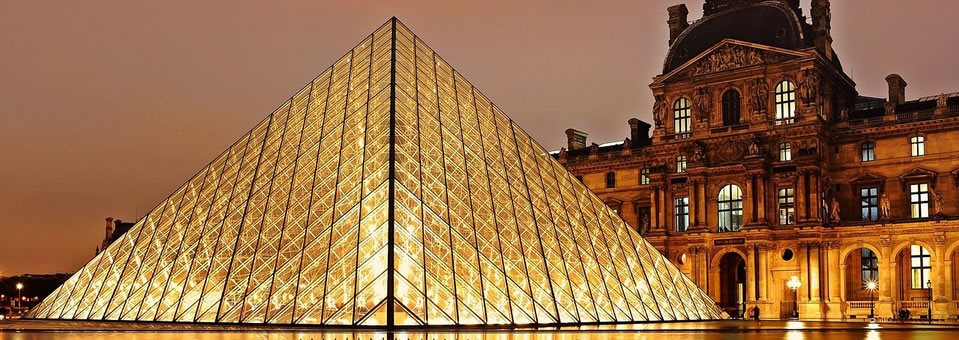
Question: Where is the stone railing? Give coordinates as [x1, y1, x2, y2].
[898, 301, 930, 310]
[848, 301, 874, 309]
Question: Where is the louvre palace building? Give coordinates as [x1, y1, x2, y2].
[556, 0, 959, 320]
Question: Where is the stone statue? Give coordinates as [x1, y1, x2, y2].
[692, 45, 764, 76]
[880, 193, 891, 219]
[640, 213, 650, 232]
[690, 142, 706, 163]
[693, 88, 712, 123]
[933, 189, 944, 216]
[653, 95, 667, 127]
[884, 101, 897, 115]
[799, 69, 820, 106]
[837, 96, 849, 121]
[748, 78, 769, 115]
[938, 93, 949, 108]
[830, 197, 841, 223]
[747, 134, 763, 157]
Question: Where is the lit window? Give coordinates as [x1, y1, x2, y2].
[640, 168, 650, 185]
[861, 248, 878, 287]
[674, 98, 692, 138]
[675, 197, 689, 232]
[605, 172, 616, 189]
[778, 188, 795, 225]
[775, 80, 796, 125]
[910, 183, 929, 218]
[860, 187, 879, 221]
[722, 90, 741, 126]
[910, 245, 931, 289]
[910, 136, 925, 156]
[861, 142, 875, 162]
[718, 184, 743, 232]
[676, 156, 687, 173]
[779, 142, 792, 161]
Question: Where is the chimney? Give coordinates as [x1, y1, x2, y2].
[667, 4, 689, 46]
[105, 217, 114, 240]
[885, 74, 907, 105]
[565, 128, 588, 150]
[811, 0, 833, 60]
[628, 118, 652, 147]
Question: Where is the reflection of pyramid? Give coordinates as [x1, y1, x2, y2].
[28, 18, 724, 327]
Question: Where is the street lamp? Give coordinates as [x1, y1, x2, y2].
[787, 275, 801, 319]
[15, 283, 23, 309]
[866, 280, 878, 321]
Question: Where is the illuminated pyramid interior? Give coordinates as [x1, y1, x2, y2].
[28, 18, 725, 326]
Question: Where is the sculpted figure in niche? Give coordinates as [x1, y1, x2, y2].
[880, 193, 891, 219]
[653, 95, 667, 127]
[693, 88, 712, 123]
[938, 93, 949, 108]
[747, 134, 763, 157]
[837, 96, 849, 121]
[690, 142, 706, 163]
[749, 78, 769, 115]
[799, 69, 820, 106]
[830, 197, 841, 223]
[933, 189, 944, 216]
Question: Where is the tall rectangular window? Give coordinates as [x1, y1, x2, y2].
[640, 168, 650, 185]
[675, 197, 689, 232]
[778, 188, 795, 225]
[861, 248, 878, 287]
[860, 187, 879, 221]
[676, 156, 687, 173]
[910, 183, 929, 218]
[775, 80, 796, 125]
[910, 245, 931, 289]
[674, 98, 692, 138]
[605, 172, 616, 189]
[910, 136, 925, 156]
[861, 142, 875, 162]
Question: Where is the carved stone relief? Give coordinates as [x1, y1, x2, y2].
[691, 45, 764, 76]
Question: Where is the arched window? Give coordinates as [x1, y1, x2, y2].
[718, 184, 743, 232]
[673, 98, 692, 137]
[722, 89, 741, 126]
[775, 80, 796, 125]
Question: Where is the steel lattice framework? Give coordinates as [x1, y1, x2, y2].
[27, 18, 725, 327]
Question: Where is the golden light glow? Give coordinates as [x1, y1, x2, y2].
[866, 281, 878, 291]
[26, 18, 723, 327]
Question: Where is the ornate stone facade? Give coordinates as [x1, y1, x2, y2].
[556, 0, 959, 321]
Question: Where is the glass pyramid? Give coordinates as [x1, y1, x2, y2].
[27, 18, 725, 327]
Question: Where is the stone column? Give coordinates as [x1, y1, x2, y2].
[809, 171, 821, 222]
[934, 238, 949, 319]
[879, 238, 895, 318]
[825, 242, 844, 319]
[745, 175, 755, 224]
[746, 247, 757, 304]
[796, 171, 807, 222]
[689, 180, 699, 226]
[661, 188, 670, 233]
[756, 174, 767, 224]
[698, 181, 707, 227]
[650, 187, 659, 231]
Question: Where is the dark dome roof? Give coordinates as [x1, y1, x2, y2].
[664, 1, 812, 73]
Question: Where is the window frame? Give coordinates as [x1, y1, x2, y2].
[721, 89, 742, 126]
[605, 171, 616, 189]
[674, 197, 690, 232]
[640, 168, 650, 185]
[778, 187, 795, 225]
[861, 141, 876, 162]
[779, 142, 792, 161]
[860, 248, 879, 287]
[910, 135, 925, 157]
[676, 155, 687, 173]
[860, 187, 879, 221]
[910, 245, 932, 289]
[673, 97, 692, 138]
[909, 183, 930, 218]
[775, 80, 797, 125]
[718, 184, 744, 233]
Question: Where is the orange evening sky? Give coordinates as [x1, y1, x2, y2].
[1, 0, 957, 274]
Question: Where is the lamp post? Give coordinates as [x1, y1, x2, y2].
[927, 279, 933, 323]
[787, 275, 801, 319]
[15, 283, 23, 309]
[866, 281, 878, 321]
